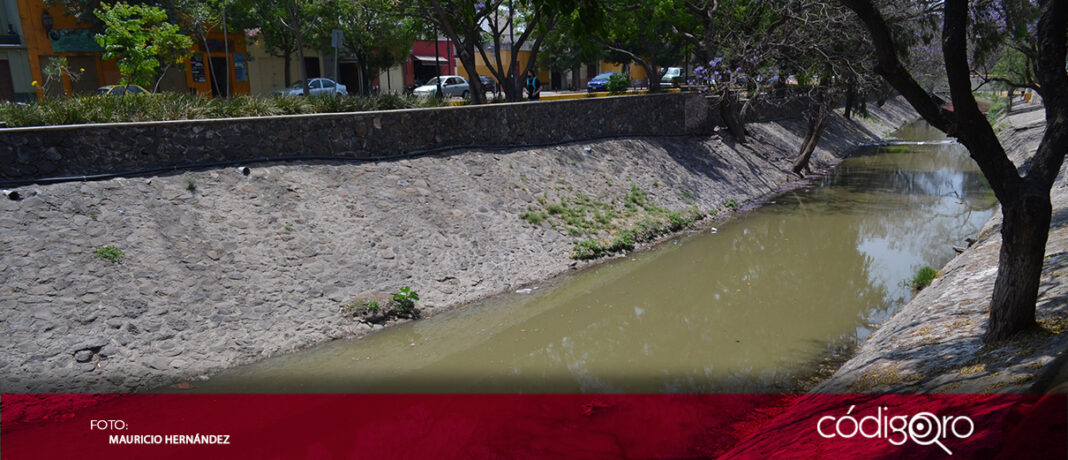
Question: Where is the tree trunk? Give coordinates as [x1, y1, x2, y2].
[358, 62, 365, 96]
[984, 189, 1049, 341]
[844, 84, 856, 120]
[641, 61, 660, 93]
[456, 51, 486, 104]
[719, 90, 747, 143]
[283, 52, 291, 88]
[792, 103, 830, 176]
[502, 71, 522, 101]
[296, 36, 309, 96]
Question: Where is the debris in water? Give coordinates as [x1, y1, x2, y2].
[709, 227, 718, 233]
[516, 288, 533, 294]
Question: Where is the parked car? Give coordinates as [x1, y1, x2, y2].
[478, 75, 499, 95]
[96, 85, 150, 96]
[275, 78, 348, 97]
[660, 67, 685, 87]
[587, 72, 620, 92]
[412, 76, 471, 98]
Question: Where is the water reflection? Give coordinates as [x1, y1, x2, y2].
[191, 121, 996, 394]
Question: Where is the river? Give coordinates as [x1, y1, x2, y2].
[188, 121, 996, 393]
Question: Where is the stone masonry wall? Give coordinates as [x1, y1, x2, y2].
[0, 93, 713, 182]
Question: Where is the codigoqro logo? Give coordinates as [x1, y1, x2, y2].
[817, 405, 975, 455]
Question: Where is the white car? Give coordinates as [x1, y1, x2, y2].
[275, 78, 348, 96]
[412, 76, 470, 98]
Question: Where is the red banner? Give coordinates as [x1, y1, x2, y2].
[2, 393, 1064, 459]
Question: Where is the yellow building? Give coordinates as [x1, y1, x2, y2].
[454, 48, 549, 88]
[14, 0, 249, 99]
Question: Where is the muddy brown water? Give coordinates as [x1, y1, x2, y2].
[189, 121, 996, 393]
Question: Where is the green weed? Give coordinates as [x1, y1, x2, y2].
[93, 245, 123, 263]
[912, 266, 939, 290]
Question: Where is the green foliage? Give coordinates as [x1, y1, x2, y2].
[607, 230, 636, 252]
[184, 172, 197, 191]
[391, 287, 420, 313]
[40, 57, 85, 99]
[724, 199, 738, 209]
[912, 266, 939, 290]
[323, 0, 415, 95]
[524, 184, 707, 260]
[589, 0, 690, 93]
[986, 96, 1009, 126]
[667, 211, 694, 231]
[94, 2, 193, 88]
[0, 93, 446, 127]
[572, 239, 605, 260]
[93, 245, 124, 262]
[520, 210, 548, 225]
[606, 73, 630, 94]
[363, 300, 380, 312]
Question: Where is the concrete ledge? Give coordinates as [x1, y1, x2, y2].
[0, 92, 713, 183]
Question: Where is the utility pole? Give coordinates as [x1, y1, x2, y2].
[222, 0, 229, 97]
[331, 29, 343, 94]
[434, 24, 442, 98]
[508, 0, 516, 98]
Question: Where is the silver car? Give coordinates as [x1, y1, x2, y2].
[275, 78, 348, 96]
[412, 76, 470, 98]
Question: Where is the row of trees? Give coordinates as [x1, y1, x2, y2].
[62, 0, 1068, 344]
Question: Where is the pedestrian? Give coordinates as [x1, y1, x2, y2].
[524, 70, 541, 101]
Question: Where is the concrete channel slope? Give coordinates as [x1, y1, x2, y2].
[0, 98, 914, 394]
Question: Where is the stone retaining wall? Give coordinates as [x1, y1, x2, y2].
[0, 93, 713, 182]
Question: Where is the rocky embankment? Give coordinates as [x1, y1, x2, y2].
[0, 98, 915, 393]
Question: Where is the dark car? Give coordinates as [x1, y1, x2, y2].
[587, 72, 620, 92]
[478, 76, 499, 95]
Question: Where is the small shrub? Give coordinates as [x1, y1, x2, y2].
[391, 287, 420, 313]
[607, 73, 630, 94]
[572, 240, 605, 259]
[363, 300, 380, 313]
[546, 204, 565, 215]
[283, 225, 293, 232]
[724, 199, 738, 209]
[93, 245, 123, 262]
[607, 230, 636, 252]
[184, 173, 196, 191]
[912, 266, 939, 290]
[667, 211, 694, 231]
[635, 219, 666, 240]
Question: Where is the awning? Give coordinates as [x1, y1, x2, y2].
[412, 55, 450, 64]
